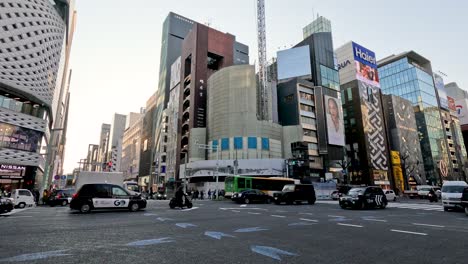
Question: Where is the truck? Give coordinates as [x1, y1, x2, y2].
[74, 171, 124, 192]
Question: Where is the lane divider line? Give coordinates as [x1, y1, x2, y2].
[271, 215, 286, 218]
[364, 219, 388, 222]
[337, 223, 363, 228]
[299, 218, 318, 222]
[390, 229, 427, 236]
[412, 223, 445, 228]
[328, 215, 345, 218]
[248, 212, 261, 215]
[232, 210, 241, 213]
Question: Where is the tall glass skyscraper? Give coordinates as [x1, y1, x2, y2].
[378, 52, 446, 185]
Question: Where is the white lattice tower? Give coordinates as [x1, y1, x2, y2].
[256, 0, 269, 120]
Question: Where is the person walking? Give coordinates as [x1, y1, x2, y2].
[200, 190, 204, 200]
[208, 189, 212, 200]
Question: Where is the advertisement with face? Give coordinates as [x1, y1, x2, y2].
[325, 95, 345, 146]
[352, 42, 380, 87]
[455, 98, 468, 124]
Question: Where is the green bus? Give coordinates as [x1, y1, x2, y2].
[224, 176, 296, 198]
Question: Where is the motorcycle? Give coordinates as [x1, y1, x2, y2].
[428, 193, 438, 203]
[169, 195, 193, 209]
[0, 195, 14, 215]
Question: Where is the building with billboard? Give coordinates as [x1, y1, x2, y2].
[378, 51, 459, 184]
[176, 23, 249, 180]
[336, 41, 391, 187]
[446, 82, 468, 154]
[382, 95, 425, 190]
[0, 0, 76, 190]
[276, 30, 344, 182]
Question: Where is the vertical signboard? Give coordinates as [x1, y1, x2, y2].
[455, 98, 468, 124]
[352, 42, 380, 87]
[324, 95, 345, 146]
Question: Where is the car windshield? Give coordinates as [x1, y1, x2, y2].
[282, 185, 295, 192]
[126, 185, 139, 192]
[420, 188, 432, 191]
[442, 186, 466, 193]
[348, 188, 366, 195]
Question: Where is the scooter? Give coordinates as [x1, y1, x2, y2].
[428, 193, 438, 203]
[169, 195, 193, 209]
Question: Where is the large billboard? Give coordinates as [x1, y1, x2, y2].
[324, 95, 345, 146]
[277, 45, 312, 80]
[434, 73, 448, 109]
[352, 42, 379, 87]
[455, 98, 468, 124]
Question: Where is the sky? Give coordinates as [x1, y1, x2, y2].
[63, 0, 468, 173]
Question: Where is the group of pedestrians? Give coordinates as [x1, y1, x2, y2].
[190, 189, 225, 200]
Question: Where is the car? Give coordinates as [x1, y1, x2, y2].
[273, 184, 316, 205]
[231, 189, 270, 204]
[48, 189, 75, 207]
[70, 183, 147, 213]
[9, 189, 35, 209]
[461, 187, 468, 216]
[155, 192, 167, 200]
[383, 189, 397, 201]
[442, 181, 468, 211]
[339, 186, 388, 210]
[330, 190, 340, 200]
[0, 195, 14, 214]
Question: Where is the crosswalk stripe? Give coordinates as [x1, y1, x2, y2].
[317, 200, 443, 211]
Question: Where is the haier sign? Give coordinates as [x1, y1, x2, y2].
[352, 42, 377, 69]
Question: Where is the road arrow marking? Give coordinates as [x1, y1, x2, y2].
[204, 231, 235, 240]
[126, 237, 174, 246]
[234, 227, 268, 233]
[251, 245, 298, 261]
[175, 223, 197, 228]
[0, 249, 72, 262]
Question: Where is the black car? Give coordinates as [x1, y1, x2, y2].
[461, 187, 468, 216]
[48, 189, 75, 207]
[273, 184, 316, 205]
[155, 191, 167, 200]
[231, 189, 270, 204]
[0, 195, 14, 214]
[339, 186, 388, 209]
[70, 184, 147, 213]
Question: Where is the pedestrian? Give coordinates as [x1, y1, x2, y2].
[213, 189, 217, 200]
[208, 189, 212, 199]
[200, 190, 204, 200]
[194, 190, 199, 200]
[42, 189, 49, 205]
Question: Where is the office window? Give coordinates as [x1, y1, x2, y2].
[299, 92, 314, 101]
[221, 138, 229, 150]
[234, 137, 243, 149]
[308, 143, 318, 150]
[300, 104, 313, 112]
[303, 129, 317, 138]
[261, 137, 270, 150]
[347, 88, 352, 101]
[248, 137, 257, 149]
[301, 116, 316, 126]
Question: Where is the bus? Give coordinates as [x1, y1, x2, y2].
[224, 176, 295, 198]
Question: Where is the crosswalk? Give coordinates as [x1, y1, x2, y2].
[316, 200, 444, 212]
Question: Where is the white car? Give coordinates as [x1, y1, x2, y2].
[383, 189, 397, 201]
[9, 189, 35, 209]
[442, 181, 468, 211]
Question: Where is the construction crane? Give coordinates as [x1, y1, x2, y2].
[256, 0, 269, 120]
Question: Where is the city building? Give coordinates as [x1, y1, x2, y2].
[382, 94, 425, 190]
[276, 28, 344, 181]
[85, 144, 99, 171]
[378, 51, 456, 184]
[336, 41, 391, 187]
[446, 82, 468, 153]
[121, 111, 144, 181]
[0, 0, 76, 191]
[176, 22, 249, 181]
[302, 16, 332, 39]
[139, 93, 156, 189]
[97, 123, 111, 171]
[165, 57, 181, 183]
[107, 113, 126, 172]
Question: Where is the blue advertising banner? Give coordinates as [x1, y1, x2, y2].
[352, 42, 377, 69]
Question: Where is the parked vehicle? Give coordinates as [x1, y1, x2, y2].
[339, 186, 388, 210]
[231, 189, 270, 204]
[0, 195, 14, 214]
[48, 189, 75, 207]
[442, 181, 468, 211]
[383, 189, 397, 201]
[331, 190, 340, 200]
[123, 181, 140, 195]
[9, 189, 35, 209]
[155, 192, 167, 200]
[70, 183, 146, 213]
[273, 184, 316, 205]
[461, 187, 468, 216]
[417, 185, 434, 198]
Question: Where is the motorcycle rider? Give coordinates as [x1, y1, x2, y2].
[175, 186, 185, 207]
[428, 188, 438, 203]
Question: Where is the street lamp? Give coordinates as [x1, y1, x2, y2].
[195, 141, 220, 193]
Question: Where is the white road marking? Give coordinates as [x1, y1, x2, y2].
[181, 207, 199, 211]
[363, 218, 387, 222]
[232, 210, 241, 213]
[220, 207, 268, 211]
[248, 212, 261, 215]
[299, 212, 314, 216]
[271, 215, 286, 218]
[1, 216, 33, 219]
[337, 223, 363, 228]
[240, 204, 247, 207]
[299, 218, 318, 222]
[412, 223, 445, 228]
[328, 215, 345, 218]
[391, 229, 427, 236]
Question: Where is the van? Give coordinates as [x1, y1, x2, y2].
[10, 189, 35, 209]
[442, 181, 468, 211]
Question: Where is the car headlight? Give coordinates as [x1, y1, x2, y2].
[164, 194, 167, 197]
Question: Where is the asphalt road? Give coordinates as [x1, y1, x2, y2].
[1, 199, 467, 264]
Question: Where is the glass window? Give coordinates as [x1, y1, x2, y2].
[301, 116, 316, 126]
[234, 137, 243, 149]
[221, 138, 229, 150]
[300, 104, 313, 112]
[308, 143, 318, 150]
[303, 129, 317, 137]
[347, 88, 352, 101]
[212, 140, 219, 152]
[112, 187, 128, 196]
[350, 118, 356, 125]
[299, 92, 313, 101]
[19, 190, 31, 196]
[248, 137, 257, 149]
[261, 137, 269, 150]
